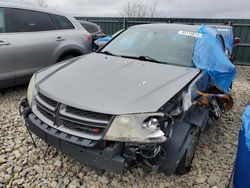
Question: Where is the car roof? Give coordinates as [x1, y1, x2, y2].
[130, 23, 200, 32]
[207, 25, 233, 30]
[174, 22, 232, 28]
[0, 2, 68, 17]
[0, 2, 89, 32]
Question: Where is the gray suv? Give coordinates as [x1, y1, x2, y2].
[0, 3, 92, 88]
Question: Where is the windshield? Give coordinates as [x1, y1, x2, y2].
[111, 29, 123, 37]
[101, 27, 196, 67]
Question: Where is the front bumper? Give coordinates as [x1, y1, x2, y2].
[21, 100, 125, 174]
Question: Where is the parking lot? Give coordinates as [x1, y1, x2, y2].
[0, 65, 248, 188]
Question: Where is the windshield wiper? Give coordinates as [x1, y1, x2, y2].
[138, 56, 163, 63]
[100, 52, 166, 64]
[101, 51, 120, 57]
[120, 55, 166, 64]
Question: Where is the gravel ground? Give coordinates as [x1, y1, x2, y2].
[0, 65, 249, 188]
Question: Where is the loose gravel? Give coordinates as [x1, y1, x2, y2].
[0, 65, 250, 188]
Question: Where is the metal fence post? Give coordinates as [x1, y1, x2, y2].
[123, 19, 127, 29]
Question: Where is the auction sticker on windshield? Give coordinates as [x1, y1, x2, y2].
[178, 31, 203, 38]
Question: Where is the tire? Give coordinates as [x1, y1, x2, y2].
[175, 127, 200, 175]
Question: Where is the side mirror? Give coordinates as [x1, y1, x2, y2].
[234, 37, 240, 46]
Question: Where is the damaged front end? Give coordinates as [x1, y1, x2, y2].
[100, 73, 235, 174]
[20, 95, 173, 174]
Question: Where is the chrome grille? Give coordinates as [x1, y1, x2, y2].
[37, 93, 57, 108]
[61, 119, 105, 135]
[36, 104, 54, 122]
[34, 92, 113, 139]
[66, 106, 113, 122]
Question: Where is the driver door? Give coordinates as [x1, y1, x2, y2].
[0, 7, 15, 87]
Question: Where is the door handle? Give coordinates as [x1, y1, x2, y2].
[0, 40, 11, 46]
[56, 37, 65, 41]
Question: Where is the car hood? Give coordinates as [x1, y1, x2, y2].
[37, 53, 200, 114]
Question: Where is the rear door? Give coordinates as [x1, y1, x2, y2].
[0, 7, 15, 87]
[6, 8, 59, 83]
[51, 14, 92, 54]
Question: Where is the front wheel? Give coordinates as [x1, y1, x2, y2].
[175, 127, 200, 175]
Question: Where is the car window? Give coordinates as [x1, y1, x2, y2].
[81, 23, 99, 33]
[9, 8, 54, 32]
[102, 27, 196, 68]
[52, 15, 75, 30]
[216, 35, 225, 52]
[0, 8, 4, 33]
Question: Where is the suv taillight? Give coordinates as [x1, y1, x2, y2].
[85, 35, 92, 42]
[234, 37, 240, 46]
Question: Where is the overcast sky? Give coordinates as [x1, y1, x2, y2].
[2, 0, 250, 18]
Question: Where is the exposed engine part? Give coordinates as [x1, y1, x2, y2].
[171, 105, 183, 116]
[123, 146, 137, 161]
[182, 73, 204, 112]
[194, 89, 231, 104]
[123, 142, 169, 172]
[139, 144, 161, 159]
[194, 88, 233, 116]
[123, 143, 162, 170]
[163, 118, 174, 140]
[122, 116, 174, 171]
[182, 89, 192, 111]
[217, 95, 234, 112]
[124, 143, 162, 159]
[210, 98, 222, 120]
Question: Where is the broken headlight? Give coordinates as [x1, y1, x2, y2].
[104, 113, 167, 143]
[27, 74, 36, 106]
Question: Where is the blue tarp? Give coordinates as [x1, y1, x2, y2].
[193, 25, 237, 93]
[96, 36, 112, 42]
[233, 105, 250, 188]
[243, 106, 250, 151]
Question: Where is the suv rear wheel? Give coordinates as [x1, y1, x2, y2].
[60, 54, 76, 61]
[57, 52, 82, 62]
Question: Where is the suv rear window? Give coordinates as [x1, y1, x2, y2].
[9, 8, 54, 32]
[81, 23, 99, 33]
[0, 8, 5, 33]
[52, 15, 75, 30]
